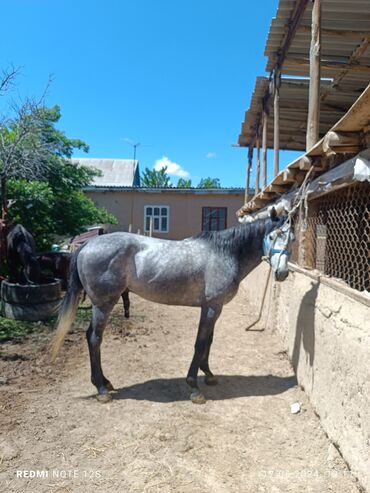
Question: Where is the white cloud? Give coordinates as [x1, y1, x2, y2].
[154, 156, 189, 177]
[206, 152, 217, 159]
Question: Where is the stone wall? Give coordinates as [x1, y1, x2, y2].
[242, 262, 370, 491]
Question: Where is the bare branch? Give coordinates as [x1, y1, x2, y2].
[0, 65, 21, 95]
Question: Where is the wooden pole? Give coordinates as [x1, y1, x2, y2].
[306, 0, 321, 150]
[262, 108, 268, 190]
[149, 216, 154, 237]
[255, 137, 260, 195]
[273, 71, 280, 178]
[245, 146, 253, 203]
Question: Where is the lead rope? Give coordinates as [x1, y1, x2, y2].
[244, 165, 314, 333]
[245, 266, 272, 331]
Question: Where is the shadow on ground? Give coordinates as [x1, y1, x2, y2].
[93, 374, 298, 403]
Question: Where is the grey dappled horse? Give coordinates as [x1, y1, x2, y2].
[51, 210, 294, 404]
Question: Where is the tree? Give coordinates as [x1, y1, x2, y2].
[197, 177, 221, 188]
[141, 166, 171, 187]
[177, 178, 192, 188]
[0, 97, 116, 249]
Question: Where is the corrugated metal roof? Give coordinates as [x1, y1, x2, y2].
[238, 0, 370, 150]
[237, 82, 370, 216]
[72, 158, 139, 187]
[265, 0, 370, 75]
[238, 76, 349, 150]
[85, 186, 245, 195]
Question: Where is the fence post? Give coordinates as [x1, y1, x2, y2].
[262, 107, 268, 190]
[273, 70, 281, 177]
[306, 0, 321, 150]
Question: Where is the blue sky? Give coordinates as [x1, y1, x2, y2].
[2, 0, 300, 187]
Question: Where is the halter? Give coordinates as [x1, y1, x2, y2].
[263, 223, 291, 264]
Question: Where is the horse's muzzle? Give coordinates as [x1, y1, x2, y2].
[275, 269, 289, 282]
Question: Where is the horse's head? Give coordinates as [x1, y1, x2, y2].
[263, 209, 294, 282]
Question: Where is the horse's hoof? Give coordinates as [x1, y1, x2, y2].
[205, 375, 218, 386]
[105, 381, 114, 391]
[190, 390, 206, 405]
[96, 393, 112, 403]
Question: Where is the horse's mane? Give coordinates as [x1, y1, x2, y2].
[193, 216, 281, 259]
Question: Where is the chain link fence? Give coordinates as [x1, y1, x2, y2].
[290, 182, 369, 292]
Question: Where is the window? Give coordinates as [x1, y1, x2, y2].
[202, 207, 227, 232]
[144, 206, 169, 233]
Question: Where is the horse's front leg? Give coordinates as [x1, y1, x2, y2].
[186, 304, 222, 404]
[86, 302, 116, 403]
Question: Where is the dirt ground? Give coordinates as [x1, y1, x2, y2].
[0, 280, 362, 493]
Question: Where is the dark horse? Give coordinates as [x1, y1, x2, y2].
[37, 252, 71, 290]
[52, 210, 293, 404]
[7, 224, 41, 284]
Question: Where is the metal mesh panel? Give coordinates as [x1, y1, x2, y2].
[290, 182, 370, 292]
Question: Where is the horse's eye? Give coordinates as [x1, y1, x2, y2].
[269, 234, 274, 240]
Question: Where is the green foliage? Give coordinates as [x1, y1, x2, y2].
[7, 180, 55, 248]
[197, 177, 221, 188]
[0, 103, 117, 250]
[141, 166, 171, 187]
[6, 179, 116, 250]
[0, 311, 56, 341]
[177, 178, 192, 188]
[51, 190, 116, 238]
[0, 306, 91, 341]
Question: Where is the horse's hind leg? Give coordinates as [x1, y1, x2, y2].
[186, 304, 222, 404]
[86, 302, 116, 403]
[122, 289, 130, 318]
[200, 329, 218, 386]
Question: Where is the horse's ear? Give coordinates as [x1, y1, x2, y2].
[270, 206, 278, 221]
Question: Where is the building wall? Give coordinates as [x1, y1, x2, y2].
[241, 262, 370, 491]
[86, 190, 244, 239]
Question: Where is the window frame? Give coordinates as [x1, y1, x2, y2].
[201, 206, 227, 232]
[144, 205, 170, 233]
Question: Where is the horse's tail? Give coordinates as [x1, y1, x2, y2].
[51, 246, 84, 362]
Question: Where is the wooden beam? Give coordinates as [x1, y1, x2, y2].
[306, 0, 321, 151]
[267, 183, 291, 194]
[298, 156, 313, 171]
[283, 168, 306, 183]
[273, 72, 280, 177]
[250, 197, 272, 209]
[274, 0, 310, 69]
[321, 36, 370, 101]
[245, 145, 254, 204]
[255, 137, 260, 195]
[322, 131, 363, 154]
[260, 190, 277, 200]
[285, 57, 370, 74]
[297, 26, 370, 39]
[262, 109, 268, 193]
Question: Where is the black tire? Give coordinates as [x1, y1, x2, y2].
[2, 299, 62, 321]
[1, 280, 62, 305]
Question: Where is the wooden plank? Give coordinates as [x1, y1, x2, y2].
[267, 183, 291, 193]
[306, 0, 322, 151]
[297, 26, 370, 39]
[255, 138, 260, 195]
[273, 72, 280, 177]
[283, 168, 305, 183]
[274, 0, 311, 69]
[322, 130, 363, 154]
[262, 109, 268, 192]
[245, 145, 254, 203]
[285, 57, 370, 74]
